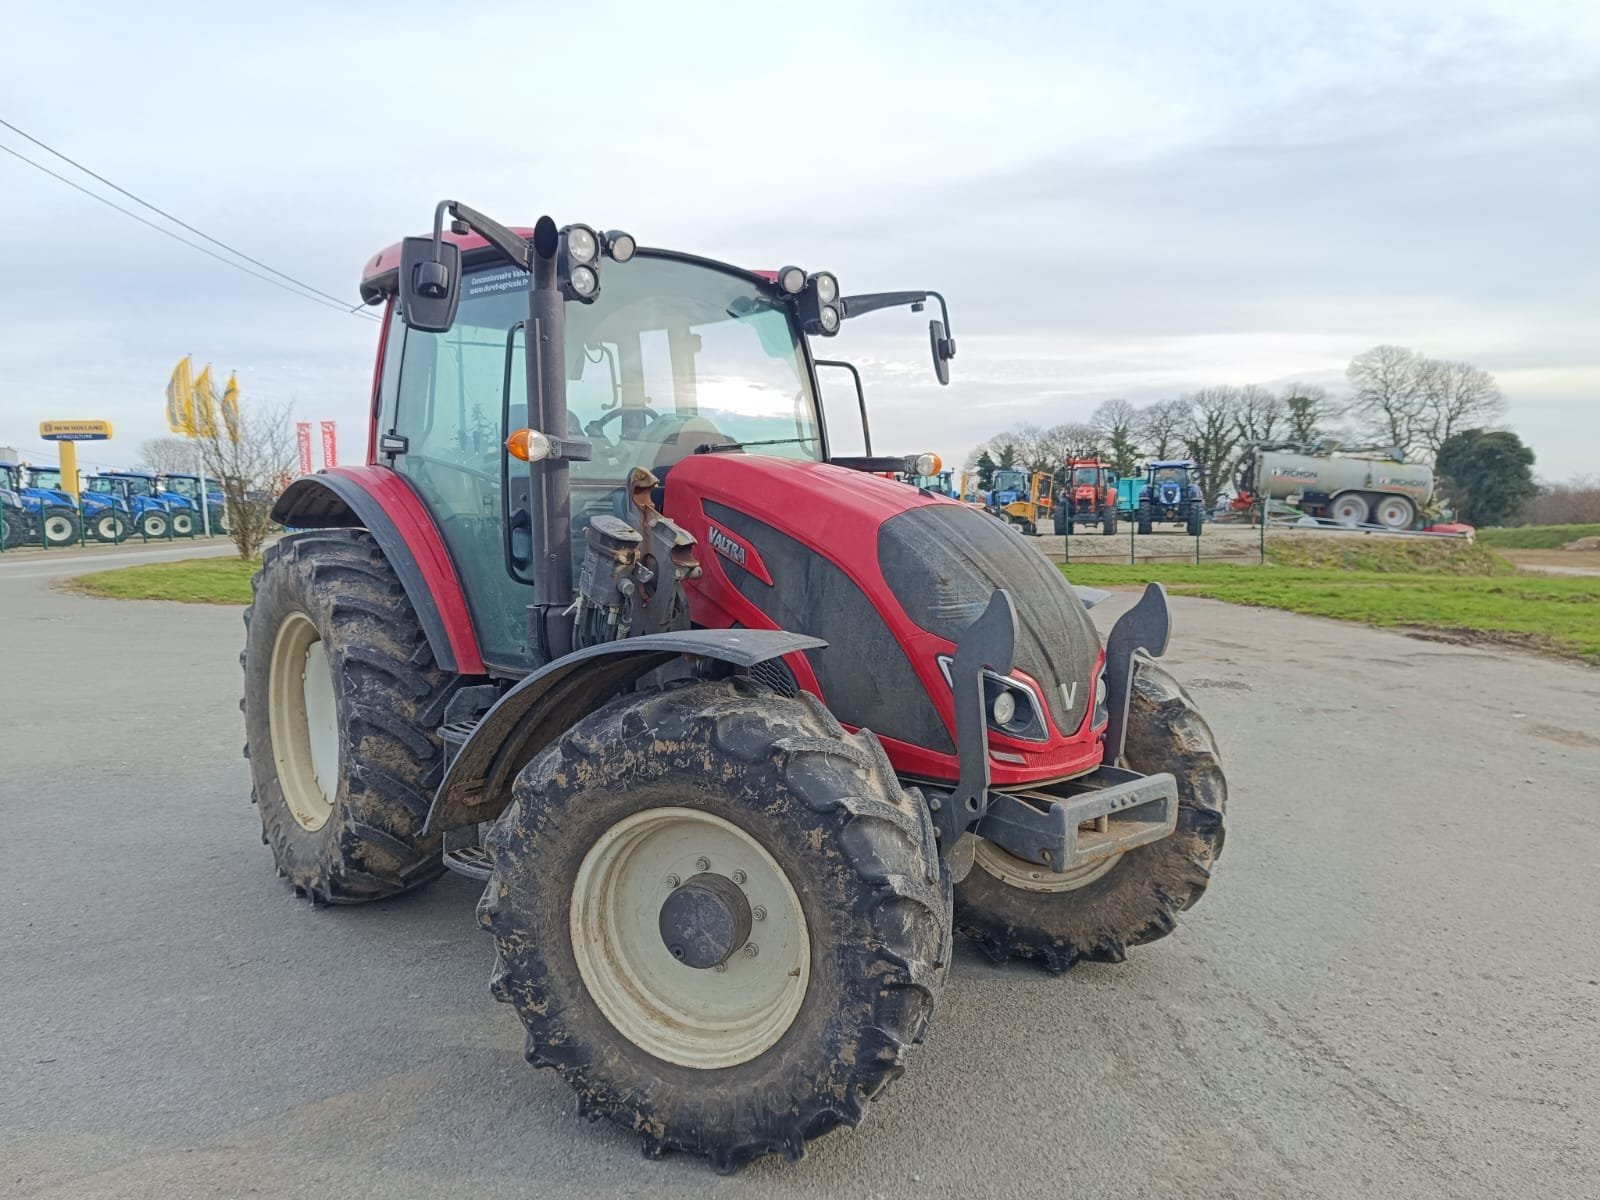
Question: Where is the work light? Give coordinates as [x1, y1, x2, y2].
[603, 230, 636, 262]
[777, 265, 806, 295]
[558, 224, 604, 303]
[798, 271, 843, 337]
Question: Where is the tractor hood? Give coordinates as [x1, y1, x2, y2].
[664, 455, 1104, 785]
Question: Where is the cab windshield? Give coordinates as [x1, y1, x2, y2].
[1072, 467, 1104, 487]
[30, 469, 62, 490]
[1151, 468, 1186, 485]
[991, 469, 1027, 493]
[395, 254, 822, 489]
[164, 477, 200, 499]
[0, 466, 18, 491]
[87, 477, 120, 495]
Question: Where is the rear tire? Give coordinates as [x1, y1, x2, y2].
[481, 679, 950, 1171]
[953, 661, 1225, 973]
[1102, 508, 1117, 535]
[1372, 495, 1415, 529]
[241, 529, 465, 903]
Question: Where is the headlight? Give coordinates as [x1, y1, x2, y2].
[569, 265, 598, 297]
[819, 304, 840, 333]
[778, 265, 807, 295]
[566, 226, 598, 265]
[992, 690, 1017, 725]
[814, 272, 838, 303]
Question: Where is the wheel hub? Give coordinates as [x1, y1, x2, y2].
[658, 872, 753, 969]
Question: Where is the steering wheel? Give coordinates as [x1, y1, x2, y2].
[585, 405, 660, 440]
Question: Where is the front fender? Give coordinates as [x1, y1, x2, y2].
[424, 628, 825, 834]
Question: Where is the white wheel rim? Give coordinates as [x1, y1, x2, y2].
[1331, 497, 1366, 526]
[175, 514, 193, 533]
[1376, 498, 1412, 528]
[974, 835, 1119, 893]
[570, 807, 809, 1069]
[267, 612, 339, 832]
[147, 516, 166, 535]
[45, 517, 72, 541]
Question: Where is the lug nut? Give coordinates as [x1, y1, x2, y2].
[731, 869, 747, 885]
[695, 856, 710, 872]
[752, 905, 767, 921]
[713, 962, 728, 973]
[665, 874, 680, 889]
[743, 943, 759, 959]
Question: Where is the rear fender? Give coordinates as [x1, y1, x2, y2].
[272, 467, 485, 675]
[424, 628, 825, 834]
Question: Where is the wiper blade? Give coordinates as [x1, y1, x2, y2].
[694, 437, 817, 455]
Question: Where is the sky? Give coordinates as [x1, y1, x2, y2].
[1, 0, 1595, 478]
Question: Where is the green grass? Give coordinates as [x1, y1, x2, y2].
[70, 556, 258, 604]
[1477, 523, 1600, 549]
[1063, 562, 1600, 660]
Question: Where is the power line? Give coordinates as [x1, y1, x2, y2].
[0, 124, 379, 322]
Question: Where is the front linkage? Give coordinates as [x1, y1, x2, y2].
[927, 584, 1180, 878]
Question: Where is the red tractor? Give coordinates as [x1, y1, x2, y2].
[244, 203, 1226, 1171]
[1054, 458, 1120, 535]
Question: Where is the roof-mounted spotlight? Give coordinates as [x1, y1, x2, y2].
[777, 265, 807, 295]
[603, 230, 636, 263]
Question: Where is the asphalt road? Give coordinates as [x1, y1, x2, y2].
[3, 555, 1597, 1200]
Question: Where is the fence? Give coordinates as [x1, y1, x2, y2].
[1043, 501, 1473, 568]
[0, 497, 227, 554]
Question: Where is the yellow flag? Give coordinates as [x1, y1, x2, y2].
[192, 364, 216, 438]
[165, 356, 194, 435]
[220, 372, 242, 443]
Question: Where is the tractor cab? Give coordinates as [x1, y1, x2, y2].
[987, 467, 1053, 534]
[20, 466, 74, 508]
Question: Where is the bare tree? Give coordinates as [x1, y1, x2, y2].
[1280, 383, 1333, 443]
[1091, 398, 1142, 475]
[1418, 359, 1505, 453]
[1137, 397, 1190, 461]
[1181, 386, 1245, 507]
[1347, 345, 1428, 455]
[137, 436, 200, 476]
[1233, 384, 1286, 449]
[194, 399, 298, 560]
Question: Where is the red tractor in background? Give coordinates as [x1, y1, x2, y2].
[243, 202, 1226, 1171]
[1053, 458, 1120, 535]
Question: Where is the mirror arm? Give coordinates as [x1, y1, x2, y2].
[433, 199, 533, 271]
[838, 290, 954, 351]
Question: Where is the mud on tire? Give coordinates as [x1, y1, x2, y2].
[241, 529, 465, 903]
[954, 660, 1225, 972]
[479, 677, 951, 1171]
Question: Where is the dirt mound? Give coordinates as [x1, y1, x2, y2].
[1562, 535, 1600, 551]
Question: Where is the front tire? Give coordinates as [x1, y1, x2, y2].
[481, 679, 949, 1171]
[954, 661, 1225, 972]
[41, 508, 79, 547]
[241, 529, 465, 903]
[90, 511, 128, 542]
[1136, 502, 1153, 535]
[172, 510, 196, 536]
[1102, 508, 1117, 535]
[139, 511, 168, 538]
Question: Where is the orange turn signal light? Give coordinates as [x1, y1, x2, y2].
[505, 428, 552, 463]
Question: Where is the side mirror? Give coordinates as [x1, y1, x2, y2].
[398, 236, 462, 332]
[929, 319, 952, 385]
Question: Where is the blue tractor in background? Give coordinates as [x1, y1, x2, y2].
[159, 473, 227, 534]
[26, 465, 131, 542]
[1135, 459, 1206, 536]
[0, 459, 80, 547]
[1, 462, 38, 548]
[85, 472, 183, 538]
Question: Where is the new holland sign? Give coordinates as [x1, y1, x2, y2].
[39, 420, 113, 442]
